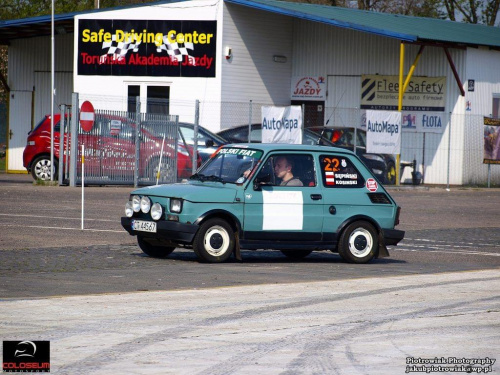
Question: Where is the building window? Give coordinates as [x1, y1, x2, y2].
[127, 85, 140, 113]
[147, 86, 170, 115]
[493, 95, 500, 118]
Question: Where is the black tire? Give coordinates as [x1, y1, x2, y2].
[386, 161, 396, 185]
[137, 236, 175, 258]
[280, 250, 313, 259]
[338, 221, 378, 264]
[192, 218, 235, 263]
[31, 156, 58, 181]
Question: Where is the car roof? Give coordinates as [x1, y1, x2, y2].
[222, 142, 356, 155]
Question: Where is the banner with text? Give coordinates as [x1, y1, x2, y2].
[366, 110, 402, 154]
[484, 117, 500, 164]
[290, 76, 326, 101]
[78, 19, 216, 77]
[261, 106, 302, 144]
[361, 75, 446, 111]
[401, 112, 446, 133]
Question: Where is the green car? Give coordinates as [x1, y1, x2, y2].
[121, 144, 404, 263]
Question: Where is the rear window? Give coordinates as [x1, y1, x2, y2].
[319, 155, 365, 188]
[32, 117, 61, 133]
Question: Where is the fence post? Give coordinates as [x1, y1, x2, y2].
[192, 100, 199, 175]
[248, 100, 252, 143]
[134, 96, 141, 187]
[58, 104, 65, 186]
[446, 112, 452, 190]
[69, 92, 79, 187]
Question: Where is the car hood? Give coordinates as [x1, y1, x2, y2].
[132, 181, 238, 203]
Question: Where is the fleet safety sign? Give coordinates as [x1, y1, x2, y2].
[77, 19, 216, 77]
[361, 75, 446, 111]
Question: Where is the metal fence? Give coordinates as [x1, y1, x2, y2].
[60, 94, 181, 186]
[56, 93, 499, 187]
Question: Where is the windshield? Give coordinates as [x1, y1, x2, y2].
[192, 147, 263, 184]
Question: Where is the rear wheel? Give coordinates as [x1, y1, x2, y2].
[31, 156, 58, 181]
[338, 221, 378, 264]
[193, 218, 235, 263]
[137, 236, 175, 258]
[280, 250, 313, 259]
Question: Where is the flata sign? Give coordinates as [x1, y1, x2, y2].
[361, 75, 446, 111]
[77, 19, 216, 77]
[366, 110, 402, 154]
[261, 106, 302, 144]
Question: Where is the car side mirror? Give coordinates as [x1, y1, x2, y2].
[205, 139, 214, 148]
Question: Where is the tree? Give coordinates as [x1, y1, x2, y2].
[442, 0, 500, 26]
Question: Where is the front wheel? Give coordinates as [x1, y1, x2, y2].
[280, 250, 313, 259]
[137, 236, 175, 258]
[338, 221, 378, 264]
[193, 218, 235, 263]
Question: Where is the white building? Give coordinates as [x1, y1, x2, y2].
[1, 0, 500, 184]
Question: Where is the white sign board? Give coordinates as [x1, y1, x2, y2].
[366, 110, 402, 154]
[261, 106, 302, 144]
[290, 76, 326, 101]
[401, 112, 446, 133]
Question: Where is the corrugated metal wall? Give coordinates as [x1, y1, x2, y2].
[221, 3, 293, 129]
[291, 19, 472, 185]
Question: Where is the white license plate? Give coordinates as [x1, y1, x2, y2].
[131, 220, 157, 233]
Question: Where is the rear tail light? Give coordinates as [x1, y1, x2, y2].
[395, 206, 401, 226]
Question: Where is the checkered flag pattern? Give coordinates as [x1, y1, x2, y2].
[101, 35, 141, 61]
[157, 35, 195, 64]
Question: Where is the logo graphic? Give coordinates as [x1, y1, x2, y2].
[14, 341, 37, 357]
[402, 114, 417, 128]
[366, 178, 378, 192]
[3, 341, 50, 372]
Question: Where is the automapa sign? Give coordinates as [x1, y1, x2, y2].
[361, 75, 446, 111]
[77, 19, 216, 77]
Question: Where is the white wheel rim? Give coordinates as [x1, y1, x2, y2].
[203, 225, 230, 257]
[34, 159, 52, 180]
[348, 228, 373, 258]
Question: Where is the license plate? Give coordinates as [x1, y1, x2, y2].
[131, 220, 157, 233]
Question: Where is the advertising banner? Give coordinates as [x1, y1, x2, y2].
[261, 106, 302, 144]
[290, 76, 326, 101]
[361, 75, 446, 111]
[484, 117, 500, 164]
[78, 19, 216, 77]
[366, 110, 401, 154]
[401, 112, 446, 133]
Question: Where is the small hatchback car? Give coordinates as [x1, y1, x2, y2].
[121, 144, 404, 263]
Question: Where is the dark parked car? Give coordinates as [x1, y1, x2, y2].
[217, 124, 389, 184]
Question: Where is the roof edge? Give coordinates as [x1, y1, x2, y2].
[224, 0, 418, 42]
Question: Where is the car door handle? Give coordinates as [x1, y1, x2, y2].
[310, 194, 322, 200]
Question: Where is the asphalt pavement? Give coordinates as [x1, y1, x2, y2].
[0, 173, 499, 374]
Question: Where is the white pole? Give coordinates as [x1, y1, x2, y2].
[50, 0, 55, 181]
[81, 145, 85, 230]
[156, 134, 166, 185]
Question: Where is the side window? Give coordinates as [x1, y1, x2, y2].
[256, 154, 316, 187]
[179, 127, 210, 147]
[320, 155, 365, 188]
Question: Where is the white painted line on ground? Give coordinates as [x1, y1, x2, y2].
[0, 213, 115, 222]
[393, 247, 500, 257]
[0, 223, 124, 233]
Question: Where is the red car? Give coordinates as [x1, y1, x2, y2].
[23, 114, 199, 182]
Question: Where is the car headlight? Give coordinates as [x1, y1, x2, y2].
[170, 198, 183, 213]
[140, 196, 151, 213]
[125, 201, 134, 218]
[151, 203, 163, 221]
[132, 195, 141, 212]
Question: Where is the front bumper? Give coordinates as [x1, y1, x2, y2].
[383, 228, 405, 246]
[121, 217, 199, 244]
